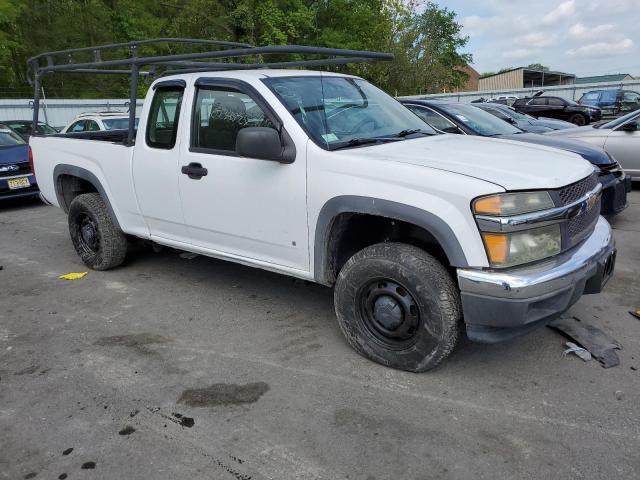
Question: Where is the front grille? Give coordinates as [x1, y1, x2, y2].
[568, 199, 600, 241]
[0, 162, 31, 178]
[558, 173, 598, 205]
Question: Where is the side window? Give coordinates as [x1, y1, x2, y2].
[547, 98, 565, 106]
[192, 87, 274, 152]
[622, 91, 640, 102]
[146, 87, 184, 149]
[407, 106, 457, 132]
[69, 121, 86, 132]
[85, 120, 100, 131]
[581, 92, 600, 102]
[529, 98, 547, 106]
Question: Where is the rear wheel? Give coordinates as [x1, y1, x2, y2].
[569, 113, 587, 126]
[334, 242, 461, 372]
[68, 193, 127, 270]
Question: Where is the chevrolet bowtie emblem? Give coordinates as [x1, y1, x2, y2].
[585, 190, 600, 211]
[0, 164, 20, 173]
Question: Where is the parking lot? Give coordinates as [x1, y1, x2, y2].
[1, 192, 639, 479]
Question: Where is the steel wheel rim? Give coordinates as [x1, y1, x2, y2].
[358, 279, 422, 349]
[78, 213, 101, 254]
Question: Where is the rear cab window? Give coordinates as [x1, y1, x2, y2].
[146, 86, 184, 149]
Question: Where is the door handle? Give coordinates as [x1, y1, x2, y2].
[181, 162, 208, 180]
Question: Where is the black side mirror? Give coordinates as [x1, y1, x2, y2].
[620, 121, 638, 132]
[236, 127, 294, 163]
[506, 117, 517, 125]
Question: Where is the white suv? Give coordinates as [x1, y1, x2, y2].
[61, 112, 139, 133]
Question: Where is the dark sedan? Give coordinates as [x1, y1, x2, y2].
[0, 125, 38, 201]
[475, 103, 575, 133]
[513, 94, 601, 126]
[400, 99, 629, 215]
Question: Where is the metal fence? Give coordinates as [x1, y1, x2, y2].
[399, 79, 640, 103]
[0, 98, 144, 128]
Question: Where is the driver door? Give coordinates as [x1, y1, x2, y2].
[177, 79, 309, 271]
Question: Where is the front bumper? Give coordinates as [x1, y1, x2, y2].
[586, 109, 602, 122]
[599, 171, 629, 215]
[457, 217, 615, 343]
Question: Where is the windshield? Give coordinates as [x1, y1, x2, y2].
[596, 108, 640, 129]
[102, 117, 139, 130]
[5, 121, 57, 135]
[440, 103, 522, 136]
[503, 107, 534, 121]
[0, 128, 26, 146]
[264, 76, 435, 149]
[36, 123, 58, 134]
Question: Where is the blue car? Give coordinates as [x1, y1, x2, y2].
[0, 125, 38, 201]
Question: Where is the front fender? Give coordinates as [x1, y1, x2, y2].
[313, 196, 469, 285]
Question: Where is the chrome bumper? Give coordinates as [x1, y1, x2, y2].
[457, 217, 616, 342]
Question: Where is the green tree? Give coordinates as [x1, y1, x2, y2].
[527, 63, 549, 71]
[386, 1, 472, 95]
[0, 0, 472, 98]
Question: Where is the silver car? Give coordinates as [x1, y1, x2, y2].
[547, 109, 640, 179]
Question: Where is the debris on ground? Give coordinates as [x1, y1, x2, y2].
[58, 272, 88, 280]
[548, 316, 622, 368]
[172, 412, 195, 428]
[563, 341, 592, 361]
[118, 425, 136, 435]
[629, 309, 640, 320]
[179, 252, 199, 260]
[615, 390, 624, 401]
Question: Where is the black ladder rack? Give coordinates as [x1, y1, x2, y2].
[28, 38, 393, 145]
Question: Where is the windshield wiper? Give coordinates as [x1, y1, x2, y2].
[393, 128, 428, 137]
[329, 136, 404, 151]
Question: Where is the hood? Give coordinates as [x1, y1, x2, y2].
[498, 133, 612, 165]
[535, 117, 576, 130]
[340, 134, 594, 191]
[0, 144, 29, 165]
[518, 122, 553, 134]
[545, 125, 605, 137]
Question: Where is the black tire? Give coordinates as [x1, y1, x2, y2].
[334, 242, 461, 372]
[68, 193, 127, 270]
[568, 113, 587, 126]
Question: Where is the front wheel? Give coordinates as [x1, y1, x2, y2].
[569, 113, 587, 126]
[68, 193, 128, 270]
[334, 242, 461, 372]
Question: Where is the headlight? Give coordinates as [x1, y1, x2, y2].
[481, 224, 561, 267]
[473, 191, 554, 216]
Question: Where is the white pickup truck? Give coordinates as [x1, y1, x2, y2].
[31, 66, 616, 371]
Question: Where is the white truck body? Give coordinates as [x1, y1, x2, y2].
[30, 68, 615, 370]
[32, 70, 594, 276]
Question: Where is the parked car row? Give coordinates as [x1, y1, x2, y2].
[400, 99, 632, 216]
[512, 92, 602, 126]
[470, 88, 640, 126]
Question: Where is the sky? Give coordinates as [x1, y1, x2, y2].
[437, 0, 639, 77]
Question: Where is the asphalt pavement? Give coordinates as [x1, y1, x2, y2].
[1, 191, 639, 479]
